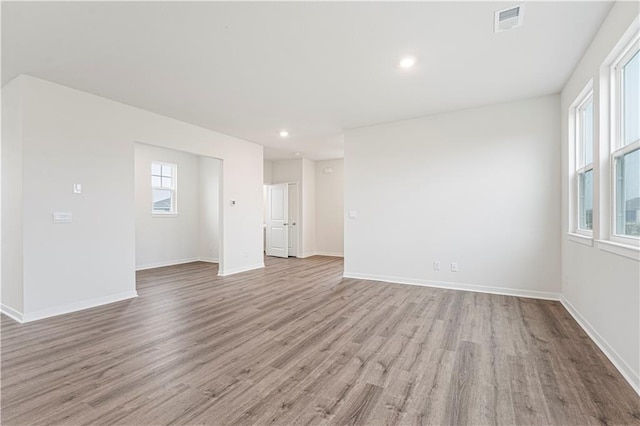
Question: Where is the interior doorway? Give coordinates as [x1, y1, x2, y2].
[134, 142, 223, 275]
[265, 182, 299, 258]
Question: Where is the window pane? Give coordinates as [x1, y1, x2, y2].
[161, 176, 173, 189]
[152, 163, 162, 176]
[151, 176, 161, 187]
[622, 51, 639, 146]
[161, 164, 173, 177]
[579, 170, 593, 231]
[152, 188, 173, 212]
[616, 148, 640, 237]
[582, 100, 593, 166]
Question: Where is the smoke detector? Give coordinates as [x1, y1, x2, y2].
[494, 5, 524, 33]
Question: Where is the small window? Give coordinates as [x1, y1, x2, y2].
[574, 91, 594, 233]
[151, 162, 177, 214]
[612, 39, 639, 240]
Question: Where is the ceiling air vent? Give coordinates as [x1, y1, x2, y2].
[494, 5, 524, 33]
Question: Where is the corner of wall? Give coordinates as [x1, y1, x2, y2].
[1, 74, 25, 317]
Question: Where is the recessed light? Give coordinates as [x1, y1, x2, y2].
[294, 152, 300, 156]
[279, 130, 289, 138]
[399, 56, 416, 69]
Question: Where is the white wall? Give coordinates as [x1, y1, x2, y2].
[344, 95, 561, 298]
[1, 77, 24, 318]
[560, 1, 640, 392]
[271, 158, 302, 184]
[3, 75, 263, 321]
[262, 160, 272, 250]
[263, 159, 273, 185]
[199, 156, 221, 263]
[135, 144, 200, 269]
[315, 159, 344, 256]
[302, 158, 316, 257]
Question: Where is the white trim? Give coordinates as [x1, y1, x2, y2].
[566, 232, 594, 247]
[297, 252, 318, 259]
[343, 272, 560, 301]
[595, 239, 640, 261]
[612, 139, 640, 158]
[136, 257, 221, 271]
[21, 291, 138, 323]
[569, 80, 595, 236]
[1, 304, 24, 323]
[609, 32, 640, 245]
[561, 296, 640, 396]
[314, 251, 344, 258]
[218, 262, 264, 277]
[136, 257, 200, 271]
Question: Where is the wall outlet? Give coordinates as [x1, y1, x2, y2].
[433, 261, 441, 271]
[451, 262, 459, 272]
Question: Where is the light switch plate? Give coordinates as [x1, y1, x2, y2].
[348, 210, 357, 219]
[73, 183, 82, 194]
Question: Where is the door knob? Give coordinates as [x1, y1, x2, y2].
[292, 222, 296, 226]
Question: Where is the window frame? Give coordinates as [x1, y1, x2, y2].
[567, 80, 598, 238]
[151, 161, 178, 216]
[609, 36, 640, 246]
[571, 87, 595, 237]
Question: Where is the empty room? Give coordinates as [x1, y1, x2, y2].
[1, 1, 639, 425]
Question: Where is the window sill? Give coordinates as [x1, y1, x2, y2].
[152, 213, 178, 218]
[566, 233, 594, 247]
[595, 240, 640, 261]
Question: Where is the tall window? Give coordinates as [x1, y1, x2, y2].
[575, 92, 594, 233]
[612, 39, 639, 240]
[151, 162, 177, 214]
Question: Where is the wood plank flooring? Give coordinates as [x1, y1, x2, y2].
[2, 256, 639, 425]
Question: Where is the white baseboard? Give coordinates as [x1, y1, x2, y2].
[315, 251, 344, 258]
[136, 257, 220, 271]
[218, 262, 264, 277]
[1, 304, 24, 323]
[136, 257, 200, 271]
[297, 252, 317, 259]
[295, 252, 343, 259]
[342, 272, 561, 301]
[19, 290, 138, 323]
[561, 296, 640, 396]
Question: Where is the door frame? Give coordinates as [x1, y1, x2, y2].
[287, 182, 299, 257]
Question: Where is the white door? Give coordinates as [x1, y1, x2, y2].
[266, 183, 289, 258]
[288, 183, 298, 257]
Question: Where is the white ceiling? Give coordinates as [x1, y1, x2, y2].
[2, 1, 612, 160]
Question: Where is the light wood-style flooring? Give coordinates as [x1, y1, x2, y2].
[2, 256, 639, 425]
